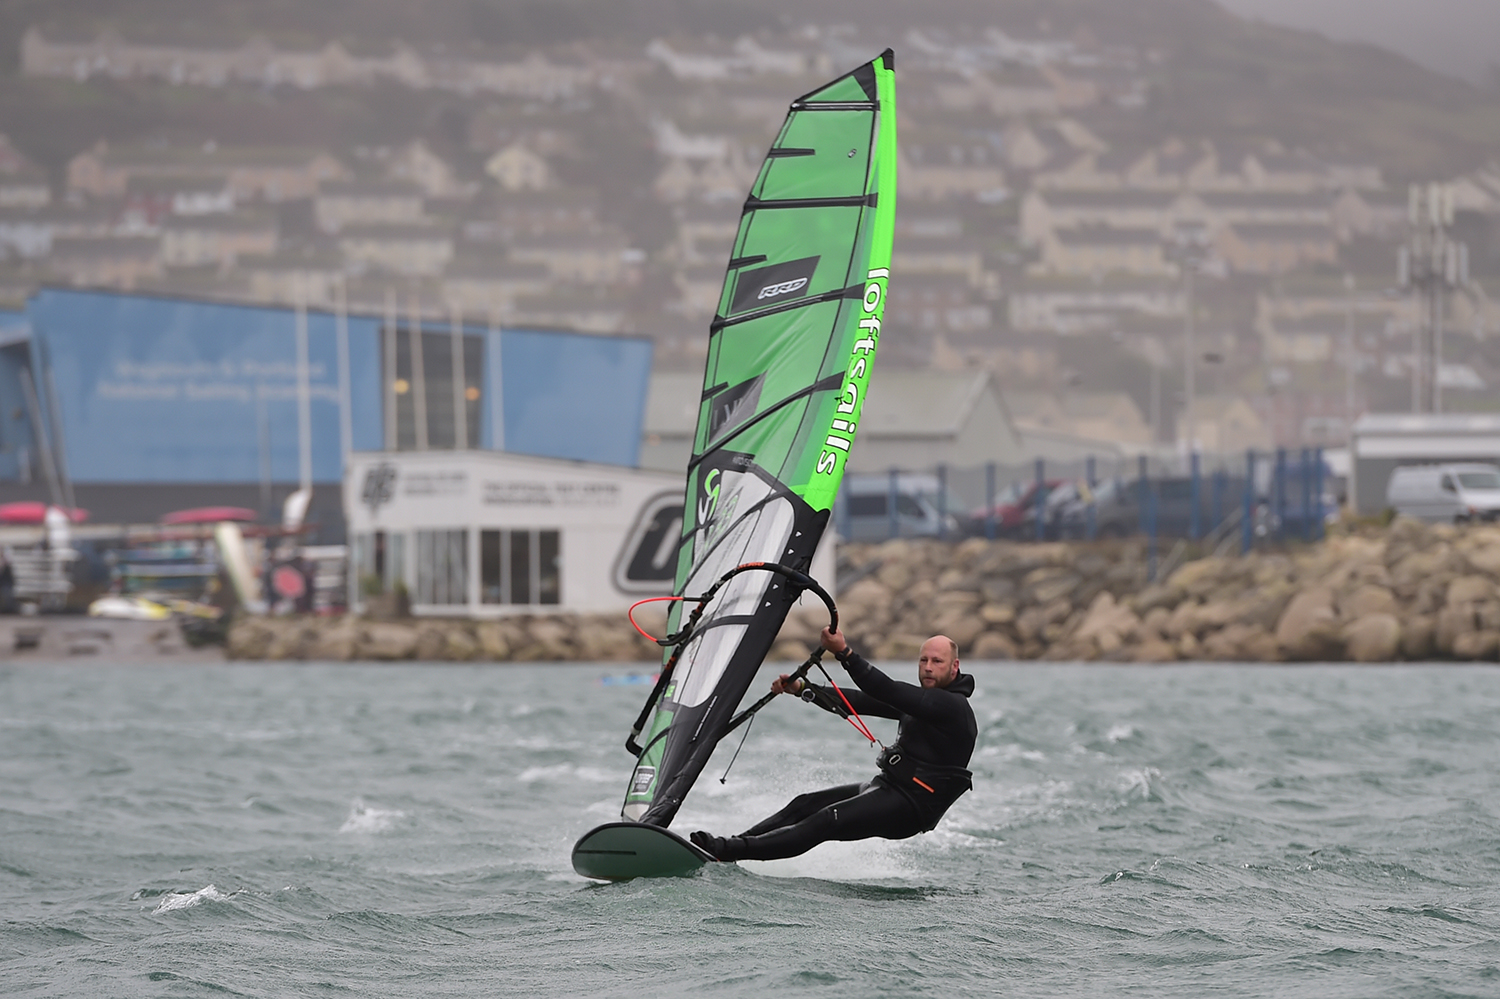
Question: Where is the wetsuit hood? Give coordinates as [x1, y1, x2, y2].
[942, 671, 975, 697]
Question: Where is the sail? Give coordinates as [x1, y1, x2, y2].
[623, 51, 897, 826]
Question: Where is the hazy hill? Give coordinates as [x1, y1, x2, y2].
[0, 0, 1495, 178]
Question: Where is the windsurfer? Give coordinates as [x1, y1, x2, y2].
[690, 628, 976, 862]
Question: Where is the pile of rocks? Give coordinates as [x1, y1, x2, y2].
[224, 518, 1500, 663]
[227, 611, 666, 662]
[833, 518, 1500, 663]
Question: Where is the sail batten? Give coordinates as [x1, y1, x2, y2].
[621, 49, 896, 828]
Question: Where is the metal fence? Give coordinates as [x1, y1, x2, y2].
[837, 448, 1332, 578]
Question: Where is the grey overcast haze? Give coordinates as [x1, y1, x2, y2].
[1217, 0, 1500, 84]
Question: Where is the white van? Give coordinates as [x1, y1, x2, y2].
[838, 473, 960, 542]
[1385, 463, 1500, 523]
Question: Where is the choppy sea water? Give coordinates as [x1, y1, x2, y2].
[3, 660, 1499, 998]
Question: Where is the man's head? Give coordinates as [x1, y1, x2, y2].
[917, 635, 960, 689]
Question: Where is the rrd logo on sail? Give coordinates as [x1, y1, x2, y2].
[757, 277, 809, 300]
[817, 267, 888, 475]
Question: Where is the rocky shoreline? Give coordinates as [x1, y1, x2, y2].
[225, 518, 1500, 664]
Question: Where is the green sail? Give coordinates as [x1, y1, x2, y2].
[623, 50, 896, 827]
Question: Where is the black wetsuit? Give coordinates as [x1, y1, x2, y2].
[697, 649, 976, 862]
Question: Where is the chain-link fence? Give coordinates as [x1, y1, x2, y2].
[837, 448, 1334, 576]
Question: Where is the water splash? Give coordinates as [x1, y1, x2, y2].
[339, 797, 406, 834]
[153, 885, 231, 913]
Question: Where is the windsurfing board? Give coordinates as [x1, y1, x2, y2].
[572, 822, 717, 881]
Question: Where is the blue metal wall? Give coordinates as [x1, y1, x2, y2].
[0, 309, 32, 481]
[19, 288, 652, 484]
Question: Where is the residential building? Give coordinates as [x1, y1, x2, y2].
[48, 235, 161, 288]
[1007, 276, 1184, 334]
[314, 180, 425, 233]
[1006, 390, 1153, 448]
[510, 286, 627, 333]
[386, 141, 465, 198]
[484, 143, 551, 192]
[508, 230, 637, 285]
[464, 187, 600, 242]
[0, 136, 50, 210]
[1330, 187, 1408, 240]
[68, 142, 347, 201]
[1037, 226, 1174, 278]
[1180, 397, 1272, 453]
[897, 144, 1007, 201]
[338, 222, 454, 276]
[884, 272, 993, 335]
[892, 234, 990, 287]
[1214, 222, 1338, 275]
[160, 212, 277, 268]
[124, 176, 235, 227]
[441, 257, 552, 316]
[846, 370, 1027, 471]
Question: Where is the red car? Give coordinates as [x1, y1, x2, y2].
[965, 479, 1064, 537]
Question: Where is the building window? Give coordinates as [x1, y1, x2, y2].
[480, 529, 560, 605]
[415, 529, 467, 605]
[388, 327, 485, 450]
[354, 530, 407, 595]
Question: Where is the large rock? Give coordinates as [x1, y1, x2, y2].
[1465, 544, 1500, 577]
[359, 622, 418, 660]
[873, 634, 926, 660]
[1072, 592, 1141, 652]
[1400, 616, 1436, 660]
[475, 621, 514, 660]
[979, 576, 1017, 604]
[1275, 587, 1343, 661]
[1130, 637, 1178, 662]
[306, 617, 357, 661]
[226, 617, 275, 659]
[1200, 623, 1279, 662]
[444, 627, 479, 661]
[1451, 630, 1500, 661]
[979, 602, 1015, 625]
[1022, 567, 1081, 607]
[1447, 576, 1495, 606]
[1342, 614, 1402, 663]
[838, 578, 894, 622]
[970, 631, 1018, 660]
[930, 607, 987, 650]
[266, 620, 317, 660]
[414, 625, 452, 660]
[1340, 584, 1397, 620]
[1435, 606, 1477, 656]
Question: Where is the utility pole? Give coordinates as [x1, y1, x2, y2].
[1343, 272, 1356, 437]
[1183, 262, 1196, 453]
[1399, 184, 1469, 413]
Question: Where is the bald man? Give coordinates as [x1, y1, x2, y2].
[691, 628, 977, 863]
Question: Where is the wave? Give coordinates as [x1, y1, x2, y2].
[153, 884, 232, 913]
[339, 798, 406, 834]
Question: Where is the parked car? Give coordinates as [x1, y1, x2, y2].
[963, 479, 1064, 538]
[1260, 457, 1339, 536]
[839, 474, 960, 541]
[1056, 475, 1253, 539]
[1386, 463, 1500, 523]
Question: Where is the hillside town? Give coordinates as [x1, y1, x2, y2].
[3, 21, 1500, 464]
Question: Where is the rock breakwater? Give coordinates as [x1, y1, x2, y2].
[226, 518, 1500, 663]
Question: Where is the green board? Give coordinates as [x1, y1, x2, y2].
[572, 822, 716, 881]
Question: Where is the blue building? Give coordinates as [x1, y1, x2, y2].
[0, 288, 653, 538]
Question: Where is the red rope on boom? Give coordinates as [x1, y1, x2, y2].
[824, 676, 878, 745]
[627, 595, 686, 643]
